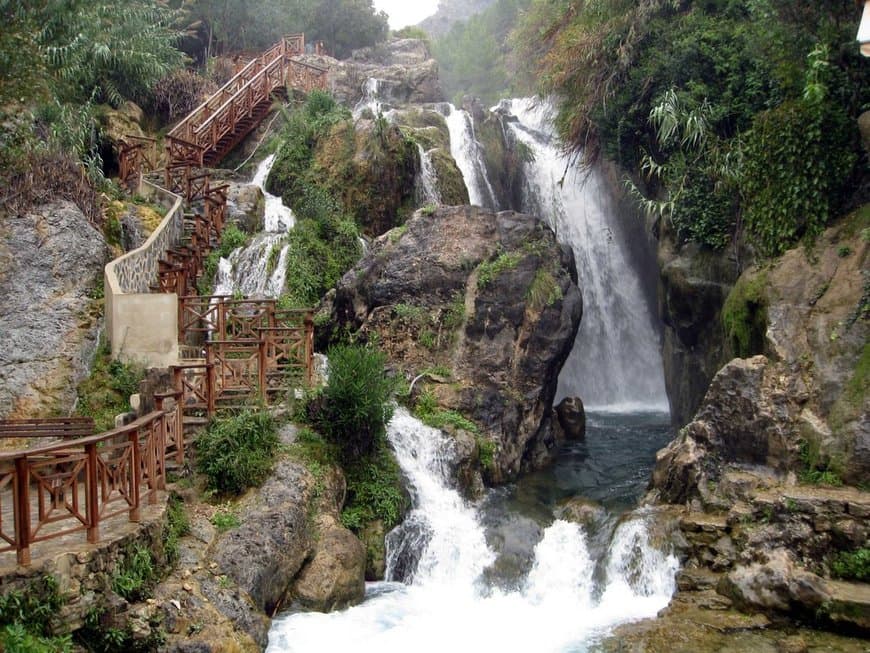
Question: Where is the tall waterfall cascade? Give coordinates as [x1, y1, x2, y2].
[444, 104, 498, 209]
[267, 409, 678, 652]
[500, 98, 669, 411]
[213, 154, 294, 298]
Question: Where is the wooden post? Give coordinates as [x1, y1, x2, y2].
[258, 339, 267, 403]
[14, 457, 31, 566]
[305, 311, 314, 385]
[129, 427, 141, 522]
[146, 423, 158, 505]
[86, 442, 100, 544]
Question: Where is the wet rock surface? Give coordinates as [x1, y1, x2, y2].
[325, 205, 583, 483]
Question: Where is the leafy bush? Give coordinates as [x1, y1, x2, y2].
[150, 68, 216, 124]
[830, 548, 870, 582]
[112, 545, 155, 602]
[199, 223, 249, 295]
[196, 410, 279, 495]
[414, 389, 479, 434]
[0, 576, 67, 652]
[75, 338, 145, 431]
[307, 345, 395, 462]
[341, 444, 407, 533]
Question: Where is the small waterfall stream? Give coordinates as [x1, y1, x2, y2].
[213, 154, 294, 298]
[415, 143, 441, 206]
[500, 98, 668, 411]
[444, 104, 498, 209]
[267, 410, 678, 652]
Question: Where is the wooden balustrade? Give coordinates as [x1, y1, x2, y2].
[0, 408, 179, 566]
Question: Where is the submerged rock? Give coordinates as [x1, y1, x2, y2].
[555, 396, 586, 440]
[325, 205, 582, 482]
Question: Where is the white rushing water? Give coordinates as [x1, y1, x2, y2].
[353, 78, 398, 122]
[267, 409, 678, 653]
[500, 98, 668, 411]
[415, 143, 441, 206]
[213, 154, 294, 298]
[444, 104, 497, 209]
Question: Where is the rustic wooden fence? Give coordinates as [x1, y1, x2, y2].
[0, 405, 183, 566]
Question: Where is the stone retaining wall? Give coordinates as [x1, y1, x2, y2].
[105, 180, 182, 367]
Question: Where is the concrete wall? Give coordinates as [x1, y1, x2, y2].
[105, 180, 183, 367]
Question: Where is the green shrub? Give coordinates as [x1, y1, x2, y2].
[526, 269, 563, 310]
[75, 338, 145, 431]
[830, 548, 870, 582]
[308, 345, 395, 462]
[477, 437, 496, 472]
[210, 505, 241, 532]
[196, 410, 279, 495]
[0, 576, 67, 652]
[341, 443, 407, 533]
[112, 545, 155, 602]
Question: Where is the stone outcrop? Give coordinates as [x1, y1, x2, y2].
[644, 211, 869, 636]
[319, 38, 443, 108]
[324, 205, 583, 483]
[0, 201, 107, 419]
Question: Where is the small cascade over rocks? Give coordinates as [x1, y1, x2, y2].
[443, 104, 498, 209]
[267, 409, 678, 652]
[353, 78, 398, 122]
[499, 98, 668, 411]
[414, 143, 441, 206]
[214, 154, 293, 298]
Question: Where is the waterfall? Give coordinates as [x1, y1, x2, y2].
[353, 78, 397, 122]
[266, 409, 678, 652]
[415, 144, 441, 206]
[213, 154, 293, 298]
[444, 104, 497, 209]
[500, 98, 668, 411]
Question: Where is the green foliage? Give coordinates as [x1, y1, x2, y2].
[308, 344, 395, 462]
[798, 438, 843, 487]
[77, 603, 164, 653]
[526, 269, 563, 310]
[393, 26, 429, 42]
[210, 505, 241, 532]
[196, 410, 279, 495]
[164, 494, 190, 566]
[340, 442, 407, 533]
[199, 223, 249, 295]
[721, 271, 768, 358]
[741, 92, 857, 256]
[414, 389, 479, 434]
[517, 0, 867, 251]
[393, 303, 425, 323]
[0, 576, 66, 651]
[75, 337, 145, 431]
[112, 545, 156, 602]
[477, 251, 523, 289]
[830, 548, 870, 582]
[477, 437, 496, 472]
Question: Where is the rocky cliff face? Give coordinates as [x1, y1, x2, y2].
[314, 38, 443, 109]
[0, 201, 107, 419]
[324, 205, 583, 484]
[644, 209, 869, 632]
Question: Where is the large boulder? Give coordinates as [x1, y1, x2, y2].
[325, 205, 583, 482]
[0, 201, 107, 419]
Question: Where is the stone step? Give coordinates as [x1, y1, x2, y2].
[823, 578, 870, 632]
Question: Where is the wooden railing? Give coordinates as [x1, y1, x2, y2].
[174, 297, 314, 415]
[118, 135, 159, 191]
[166, 34, 327, 169]
[0, 406, 182, 565]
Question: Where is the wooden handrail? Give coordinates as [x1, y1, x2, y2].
[0, 408, 177, 565]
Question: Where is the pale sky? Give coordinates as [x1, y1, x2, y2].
[372, 0, 440, 30]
